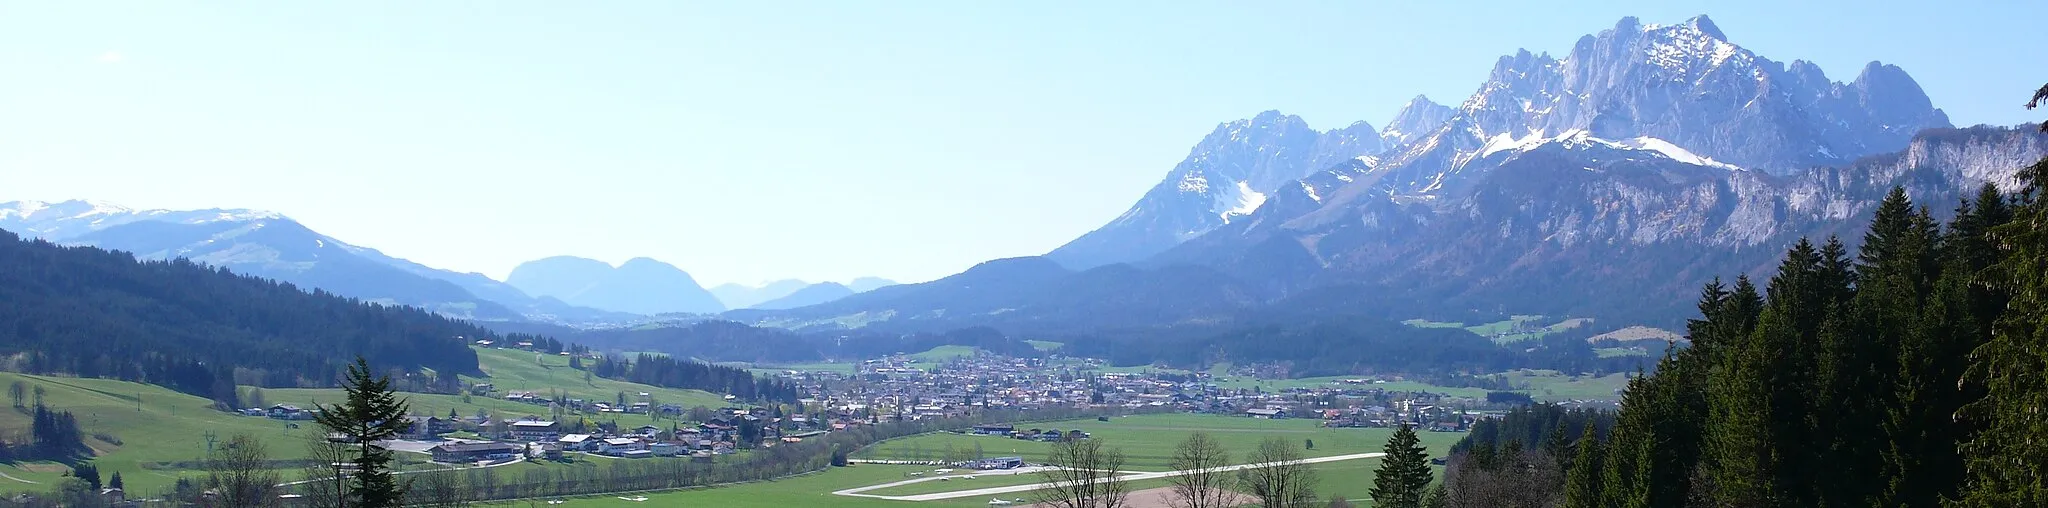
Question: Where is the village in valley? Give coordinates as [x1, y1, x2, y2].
[232, 340, 1614, 474]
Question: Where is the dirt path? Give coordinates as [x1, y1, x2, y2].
[834, 452, 1385, 502]
[0, 471, 39, 484]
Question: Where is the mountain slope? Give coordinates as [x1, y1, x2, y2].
[847, 277, 899, 293]
[709, 279, 811, 309]
[507, 256, 725, 315]
[1045, 112, 1388, 269]
[751, 282, 856, 310]
[68, 219, 526, 320]
[726, 257, 1265, 335]
[0, 228, 491, 397]
[1162, 126, 2046, 324]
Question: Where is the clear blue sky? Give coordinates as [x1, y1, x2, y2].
[1, 1, 2037, 286]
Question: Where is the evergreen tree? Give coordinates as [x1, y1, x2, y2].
[1562, 424, 1603, 508]
[313, 357, 413, 508]
[1368, 423, 1432, 508]
[1956, 96, 2048, 505]
[72, 463, 99, 490]
[1600, 370, 1649, 508]
[108, 471, 122, 490]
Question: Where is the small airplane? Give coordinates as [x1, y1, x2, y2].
[963, 475, 978, 480]
[988, 499, 1013, 506]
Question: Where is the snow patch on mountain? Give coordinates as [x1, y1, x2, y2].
[1219, 180, 1268, 222]
[1613, 137, 1744, 171]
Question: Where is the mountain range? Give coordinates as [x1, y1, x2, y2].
[505, 256, 726, 315]
[0, 201, 653, 325]
[0, 200, 902, 324]
[732, 15, 2041, 333]
[7, 15, 2032, 348]
[709, 277, 898, 310]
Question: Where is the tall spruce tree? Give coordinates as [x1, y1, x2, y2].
[313, 357, 413, 508]
[1955, 91, 2048, 506]
[1369, 423, 1432, 508]
[1562, 424, 1603, 508]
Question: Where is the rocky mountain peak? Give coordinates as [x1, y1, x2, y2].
[1382, 95, 1456, 147]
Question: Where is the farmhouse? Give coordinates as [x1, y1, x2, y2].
[557, 434, 595, 452]
[1245, 408, 1289, 419]
[972, 424, 1015, 436]
[600, 437, 644, 455]
[404, 416, 452, 439]
[508, 420, 558, 441]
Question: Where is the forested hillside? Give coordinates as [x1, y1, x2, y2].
[0, 229, 490, 403]
[1428, 116, 2048, 506]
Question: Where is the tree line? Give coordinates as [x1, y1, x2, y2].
[587, 353, 801, 403]
[1030, 423, 1440, 508]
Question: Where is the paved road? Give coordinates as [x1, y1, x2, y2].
[833, 452, 1386, 502]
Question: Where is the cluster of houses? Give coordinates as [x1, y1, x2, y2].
[968, 424, 1092, 442]
[753, 350, 1537, 434]
[415, 408, 854, 464]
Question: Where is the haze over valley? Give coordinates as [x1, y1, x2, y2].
[1, 5, 2044, 507]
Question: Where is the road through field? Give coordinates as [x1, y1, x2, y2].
[834, 452, 1385, 502]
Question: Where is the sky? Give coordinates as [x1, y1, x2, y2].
[0, 1, 2039, 287]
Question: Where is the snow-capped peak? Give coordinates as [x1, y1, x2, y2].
[0, 199, 289, 240]
[1636, 15, 1749, 78]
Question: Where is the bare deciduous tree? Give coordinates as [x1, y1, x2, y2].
[300, 432, 352, 508]
[204, 433, 280, 508]
[1033, 437, 1132, 508]
[407, 469, 472, 508]
[1166, 432, 1240, 508]
[1442, 447, 1562, 508]
[1239, 437, 1318, 508]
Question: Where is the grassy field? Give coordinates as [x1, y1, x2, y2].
[1595, 346, 1652, 358]
[1403, 315, 1593, 344]
[1207, 371, 1628, 403]
[752, 362, 860, 376]
[1500, 370, 1632, 401]
[907, 345, 979, 364]
[1209, 376, 1491, 399]
[263, 348, 731, 433]
[485, 413, 1462, 507]
[0, 346, 735, 496]
[463, 347, 731, 409]
[856, 414, 1461, 471]
[0, 372, 334, 494]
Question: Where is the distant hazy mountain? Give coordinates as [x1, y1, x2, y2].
[0, 200, 638, 324]
[709, 279, 810, 309]
[751, 282, 856, 310]
[847, 277, 898, 293]
[712, 277, 899, 309]
[507, 256, 725, 315]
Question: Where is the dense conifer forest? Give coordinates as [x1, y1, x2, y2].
[0, 230, 492, 399]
